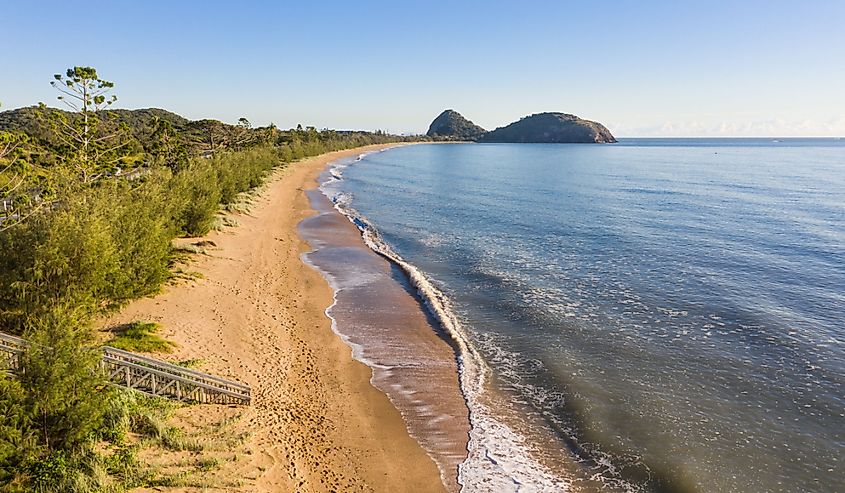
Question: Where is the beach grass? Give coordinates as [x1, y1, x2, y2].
[106, 321, 176, 353]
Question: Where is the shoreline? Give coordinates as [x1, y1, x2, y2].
[300, 149, 471, 491]
[318, 145, 588, 492]
[102, 144, 447, 492]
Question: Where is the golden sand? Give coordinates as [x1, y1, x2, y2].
[103, 145, 447, 492]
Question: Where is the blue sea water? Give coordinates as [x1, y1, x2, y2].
[327, 140, 844, 492]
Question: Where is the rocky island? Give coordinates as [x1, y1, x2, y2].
[426, 109, 616, 143]
[480, 112, 616, 143]
[426, 109, 487, 141]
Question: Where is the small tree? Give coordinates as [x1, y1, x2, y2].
[0, 103, 48, 232]
[229, 117, 255, 151]
[197, 119, 228, 156]
[148, 116, 188, 172]
[0, 305, 112, 490]
[0, 131, 28, 220]
[20, 305, 109, 454]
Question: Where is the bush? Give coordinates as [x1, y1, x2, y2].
[0, 305, 114, 491]
[100, 175, 174, 304]
[0, 375, 36, 487]
[20, 306, 111, 453]
[171, 160, 221, 236]
[0, 176, 174, 331]
[106, 321, 175, 353]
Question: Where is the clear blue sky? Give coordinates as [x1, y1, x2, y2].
[2, 0, 843, 136]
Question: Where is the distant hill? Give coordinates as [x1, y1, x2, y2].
[0, 106, 188, 136]
[0, 106, 43, 134]
[426, 109, 486, 140]
[0, 106, 254, 156]
[479, 112, 616, 144]
[425, 110, 616, 144]
[105, 108, 190, 130]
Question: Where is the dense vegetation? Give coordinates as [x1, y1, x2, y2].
[0, 66, 415, 491]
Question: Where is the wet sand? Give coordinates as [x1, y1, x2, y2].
[102, 144, 453, 492]
[300, 174, 471, 491]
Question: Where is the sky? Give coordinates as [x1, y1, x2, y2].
[1, 0, 844, 137]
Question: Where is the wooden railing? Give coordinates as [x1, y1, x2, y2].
[0, 332, 25, 372]
[0, 332, 251, 405]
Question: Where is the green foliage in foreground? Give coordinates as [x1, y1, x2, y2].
[0, 172, 175, 331]
[0, 306, 114, 491]
[0, 367, 190, 492]
[106, 321, 174, 353]
[0, 309, 230, 491]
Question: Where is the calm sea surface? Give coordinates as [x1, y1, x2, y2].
[325, 140, 844, 492]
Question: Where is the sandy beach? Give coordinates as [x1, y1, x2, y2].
[102, 145, 450, 492]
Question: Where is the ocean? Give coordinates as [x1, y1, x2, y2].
[310, 140, 844, 492]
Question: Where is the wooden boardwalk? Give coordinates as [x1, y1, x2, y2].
[0, 331, 251, 405]
[0, 332, 25, 372]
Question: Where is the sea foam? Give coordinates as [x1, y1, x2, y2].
[320, 153, 572, 492]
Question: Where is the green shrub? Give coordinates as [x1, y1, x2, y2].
[0, 375, 36, 487]
[100, 175, 174, 304]
[29, 451, 70, 491]
[0, 306, 114, 491]
[20, 306, 111, 453]
[171, 160, 221, 236]
[106, 321, 175, 353]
